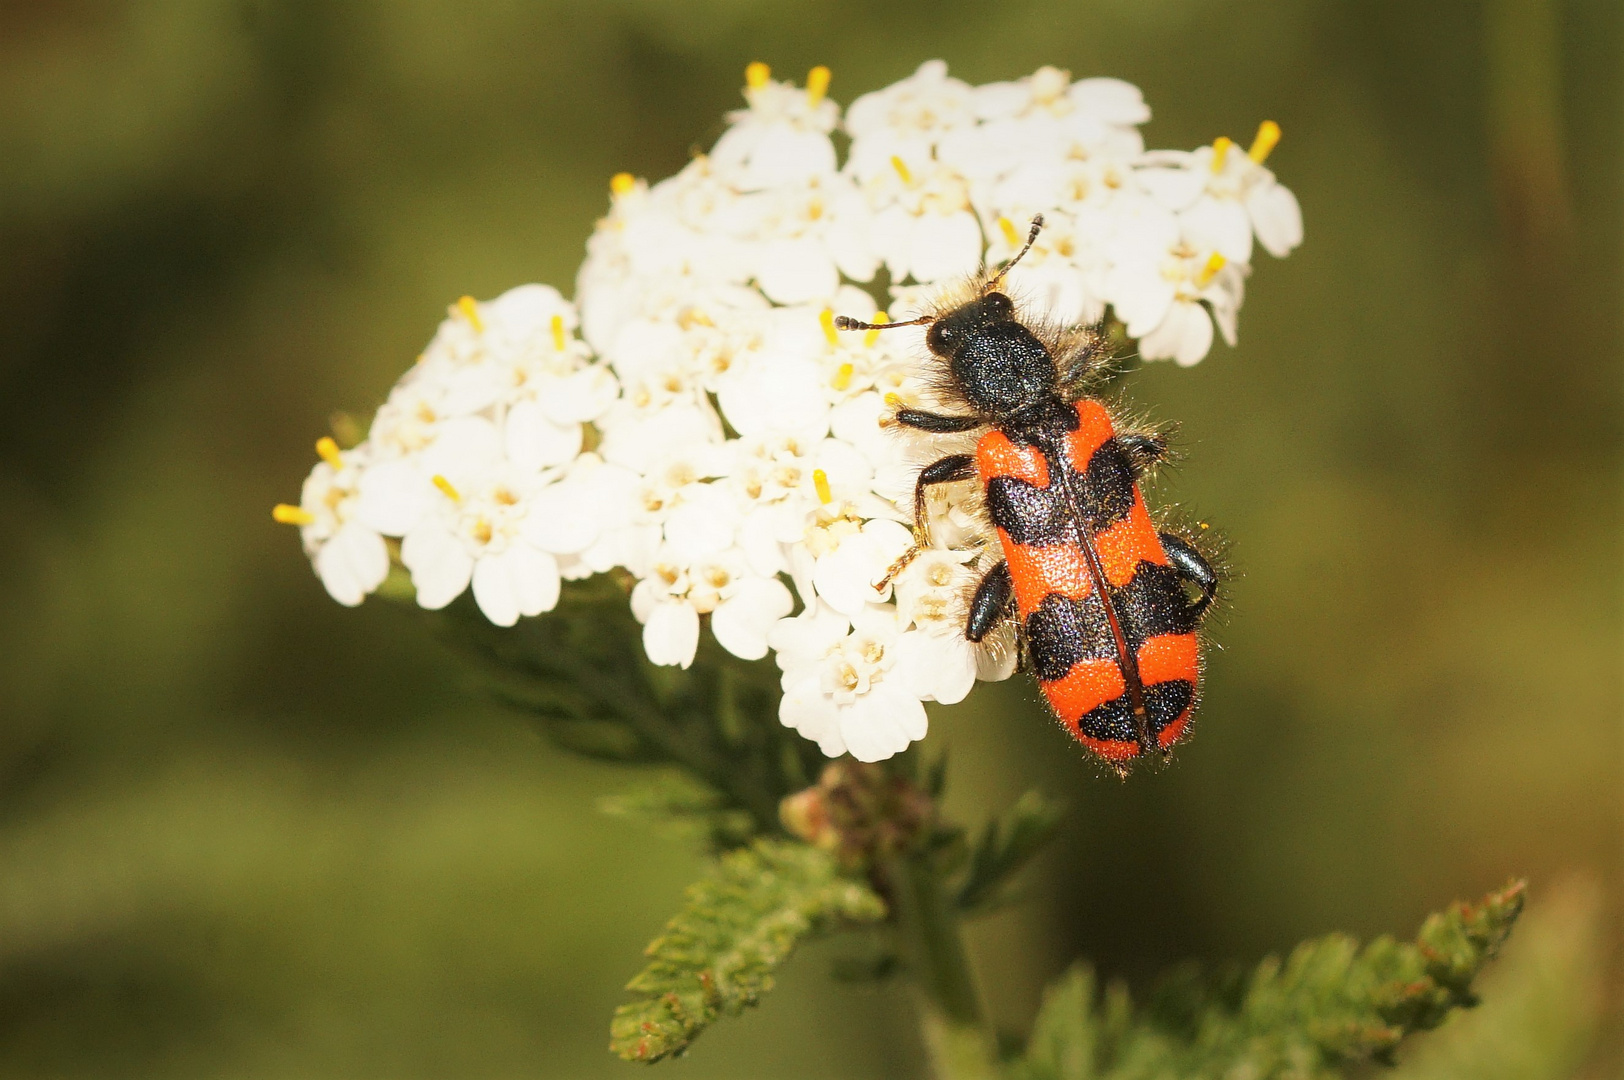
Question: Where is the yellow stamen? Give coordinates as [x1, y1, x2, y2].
[806, 65, 831, 106]
[315, 436, 343, 469]
[819, 307, 840, 346]
[1210, 136, 1233, 173]
[831, 363, 854, 391]
[432, 474, 461, 502]
[890, 155, 913, 185]
[745, 61, 770, 89]
[1248, 120, 1281, 163]
[864, 311, 889, 348]
[1196, 252, 1227, 287]
[272, 503, 315, 526]
[609, 171, 636, 196]
[455, 295, 483, 333]
[550, 313, 566, 351]
[472, 519, 493, 545]
[997, 216, 1021, 246]
[884, 392, 904, 409]
[812, 468, 833, 505]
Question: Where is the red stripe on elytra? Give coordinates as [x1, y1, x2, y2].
[1064, 400, 1116, 473]
[1135, 633, 1199, 687]
[975, 430, 1049, 488]
[1041, 657, 1125, 724]
[1002, 538, 1092, 612]
[1092, 491, 1168, 587]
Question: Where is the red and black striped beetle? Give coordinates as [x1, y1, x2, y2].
[835, 217, 1218, 774]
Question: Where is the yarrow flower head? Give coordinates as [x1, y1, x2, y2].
[279, 60, 1300, 762]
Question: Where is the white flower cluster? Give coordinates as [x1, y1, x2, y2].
[279, 61, 1300, 763]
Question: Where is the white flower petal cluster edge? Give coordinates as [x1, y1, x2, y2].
[278, 60, 1301, 764]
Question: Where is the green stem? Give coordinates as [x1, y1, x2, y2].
[880, 851, 999, 1080]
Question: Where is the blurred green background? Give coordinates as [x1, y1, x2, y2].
[0, 1, 1618, 1076]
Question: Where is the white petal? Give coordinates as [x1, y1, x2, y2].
[472, 543, 561, 626]
[1180, 197, 1253, 263]
[539, 366, 619, 424]
[420, 415, 502, 483]
[314, 523, 389, 606]
[1247, 181, 1304, 258]
[643, 600, 700, 668]
[1133, 159, 1204, 210]
[1069, 78, 1150, 125]
[471, 554, 522, 627]
[355, 459, 433, 536]
[906, 211, 984, 284]
[506, 401, 583, 471]
[841, 685, 928, 762]
[711, 577, 795, 660]
[756, 238, 840, 304]
[767, 601, 850, 665]
[779, 681, 845, 757]
[401, 525, 473, 610]
[893, 629, 978, 705]
[521, 482, 597, 554]
[1139, 300, 1215, 366]
[664, 485, 740, 562]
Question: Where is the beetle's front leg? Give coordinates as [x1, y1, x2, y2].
[877, 453, 977, 590]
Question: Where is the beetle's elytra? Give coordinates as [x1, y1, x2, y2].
[835, 216, 1218, 774]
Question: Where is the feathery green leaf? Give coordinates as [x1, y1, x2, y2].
[610, 839, 887, 1063]
[955, 790, 1062, 914]
[1011, 880, 1525, 1080]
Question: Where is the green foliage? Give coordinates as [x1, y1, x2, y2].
[599, 771, 757, 852]
[953, 790, 1062, 915]
[610, 839, 887, 1063]
[436, 579, 826, 835]
[1392, 878, 1603, 1080]
[1010, 881, 1525, 1080]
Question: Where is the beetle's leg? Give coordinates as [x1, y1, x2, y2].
[964, 560, 1014, 642]
[877, 454, 976, 589]
[895, 407, 983, 433]
[1159, 532, 1218, 620]
[1116, 432, 1169, 477]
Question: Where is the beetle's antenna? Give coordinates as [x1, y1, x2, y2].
[832, 314, 933, 332]
[987, 213, 1044, 289]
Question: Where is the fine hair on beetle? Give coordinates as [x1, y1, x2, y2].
[835, 215, 1114, 418]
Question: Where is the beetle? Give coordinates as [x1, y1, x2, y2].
[834, 216, 1219, 773]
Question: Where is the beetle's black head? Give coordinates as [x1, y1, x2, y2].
[926, 291, 1058, 418]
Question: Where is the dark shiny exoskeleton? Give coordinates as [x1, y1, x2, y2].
[835, 217, 1219, 772]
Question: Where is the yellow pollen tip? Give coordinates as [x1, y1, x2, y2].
[314, 436, 343, 469]
[890, 155, 913, 185]
[1210, 136, 1234, 173]
[456, 295, 483, 333]
[863, 311, 888, 348]
[819, 307, 840, 346]
[997, 216, 1021, 246]
[884, 392, 904, 409]
[1248, 120, 1281, 163]
[550, 313, 567, 351]
[1197, 252, 1227, 287]
[432, 474, 461, 502]
[273, 503, 315, 526]
[609, 171, 636, 196]
[831, 363, 854, 391]
[745, 61, 770, 89]
[806, 65, 831, 106]
[812, 469, 833, 505]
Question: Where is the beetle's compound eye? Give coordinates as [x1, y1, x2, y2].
[926, 319, 957, 355]
[983, 292, 1014, 319]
